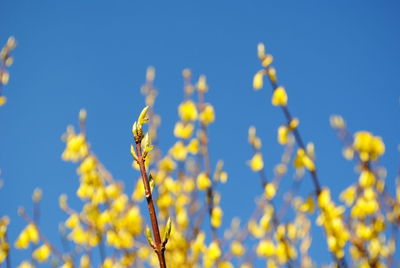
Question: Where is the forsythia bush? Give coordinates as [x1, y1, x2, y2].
[0, 37, 399, 268]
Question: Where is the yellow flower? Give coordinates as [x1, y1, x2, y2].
[32, 244, 51, 263]
[294, 148, 315, 171]
[15, 224, 39, 249]
[158, 156, 176, 172]
[353, 131, 385, 162]
[256, 239, 275, 257]
[317, 188, 331, 208]
[206, 241, 221, 261]
[169, 141, 187, 161]
[359, 170, 376, 188]
[0, 96, 7, 106]
[17, 261, 34, 268]
[340, 185, 356, 206]
[199, 104, 215, 125]
[248, 153, 264, 172]
[187, 138, 199, 154]
[264, 183, 276, 200]
[62, 133, 89, 162]
[178, 100, 198, 122]
[80, 255, 90, 268]
[174, 122, 194, 139]
[299, 196, 315, 213]
[211, 206, 223, 228]
[197, 173, 211, 191]
[230, 240, 245, 257]
[253, 70, 264, 90]
[278, 125, 289, 145]
[271, 86, 287, 106]
[65, 214, 80, 229]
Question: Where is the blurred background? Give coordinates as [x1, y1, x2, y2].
[1, 0, 399, 266]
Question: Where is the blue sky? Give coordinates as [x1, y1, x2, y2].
[1, 0, 399, 266]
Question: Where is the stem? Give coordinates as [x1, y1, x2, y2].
[198, 91, 218, 242]
[135, 139, 167, 268]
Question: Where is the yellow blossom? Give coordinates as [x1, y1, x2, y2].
[299, 196, 315, 213]
[80, 255, 90, 268]
[271, 86, 287, 106]
[174, 122, 194, 139]
[65, 214, 80, 229]
[353, 131, 385, 162]
[264, 183, 276, 200]
[17, 261, 34, 268]
[187, 138, 199, 154]
[206, 241, 221, 261]
[158, 156, 176, 172]
[278, 125, 289, 145]
[256, 239, 275, 257]
[199, 104, 215, 125]
[248, 153, 264, 172]
[0, 96, 7, 106]
[359, 170, 376, 188]
[15, 224, 39, 249]
[294, 148, 315, 171]
[62, 133, 89, 162]
[253, 70, 264, 90]
[178, 100, 198, 122]
[169, 141, 187, 161]
[32, 244, 51, 263]
[230, 240, 245, 257]
[318, 188, 331, 208]
[197, 173, 211, 191]
[340, 185, 356, 206]
[211, 206, 223, 228]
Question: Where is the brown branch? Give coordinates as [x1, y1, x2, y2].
[134, 132, 167, 268]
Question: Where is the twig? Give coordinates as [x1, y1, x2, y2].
[133, 127, 167, 268]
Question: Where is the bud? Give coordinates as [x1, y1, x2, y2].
[253, 71, 264, 90]
[79, 109, 87, 123]
[261, 54, 273, 68]
[149, 173, 155, 193]
[32, 188, 42, 202]
[182, 68, 191, 79]
[146, 66, 155, 82]
[130, 144, 138, 160]
[145, 226, 153, 247]
[196, 75, 208, 92]
[163, 217, 172, 243]
[132, 121, 138, 138]
[6, 36, 17, 50]
[267, 67, 277, 83]
[1, 71, 10, 85]
[59, 194, 68, 210]
[137, 106, 150, 132]
[257, 43, 266, 59]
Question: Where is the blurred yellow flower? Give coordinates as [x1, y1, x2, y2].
[271, 86, 287, 106]
[248, 153, 264, 172]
